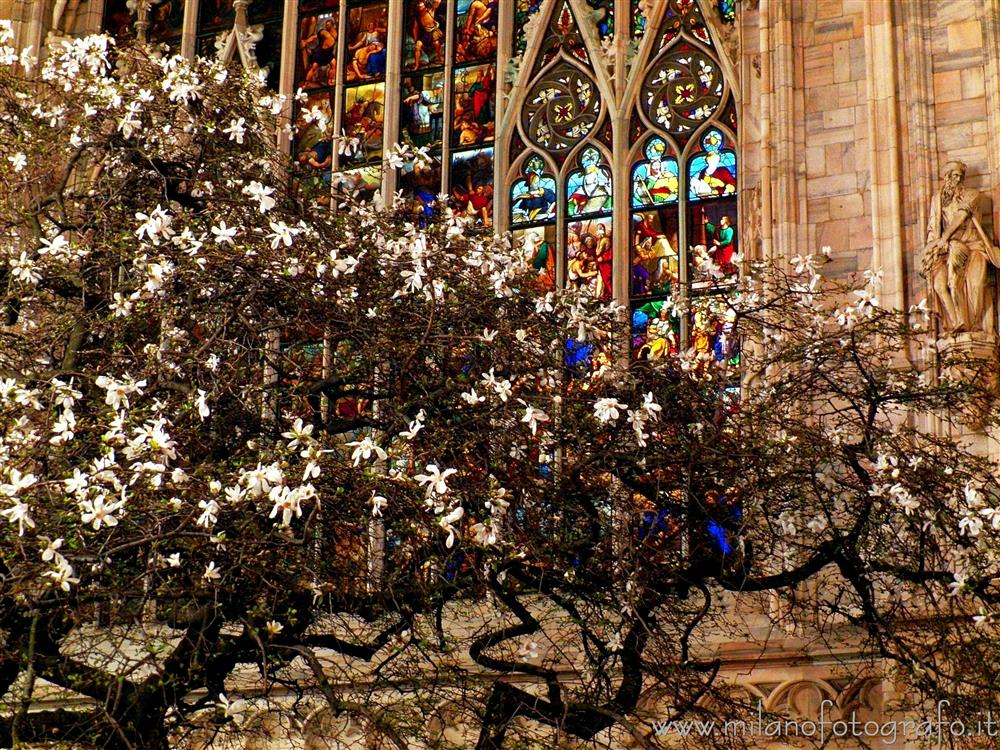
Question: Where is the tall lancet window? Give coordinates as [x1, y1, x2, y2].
[503, 0, 739, 365]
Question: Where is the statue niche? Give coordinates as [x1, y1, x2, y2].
[921, 160, 1000, 430]
[51, 0, 84, 37]
[921, 160, 1000, 337]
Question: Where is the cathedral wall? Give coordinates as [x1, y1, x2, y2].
[797, 0, 872, 279]
[740, 0, 999, 323]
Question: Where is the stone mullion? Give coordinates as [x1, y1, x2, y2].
[330, 0, 348, 175]
[440, 1, 457, 198]
[181, 0, 198, 58]
[382, 0, 405, 198]
[275, 0, 298, 156]
[984, 0, 1000, 237]
[493, 0, 514, 234]
[611, 0, 629, 309]
[771, 0, 798, 264]
[756, 0, 774, 262]
[863, 0, 906, 315]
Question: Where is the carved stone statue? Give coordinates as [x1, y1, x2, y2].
[51, 0, 83, 36]
[921, 161, 1000, 336]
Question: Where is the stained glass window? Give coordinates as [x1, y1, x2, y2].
[511, 156, 557, 226]
[101, 0, 736, 357]
[149, 1, 184, 46]
[102, 0, 135, 40]
[625, 0, 739, 358]
[632, 137, 680, 208]
[566, 147, 612, 217]
[455, 0, 499, 63]
[450, 147, 494, 227]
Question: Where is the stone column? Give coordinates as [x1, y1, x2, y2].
[863, 0, 906, 314]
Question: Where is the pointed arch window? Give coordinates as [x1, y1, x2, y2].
[504, 0, 738, 342]
[626, 0, 739, 361]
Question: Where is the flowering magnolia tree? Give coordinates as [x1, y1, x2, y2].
[2, 25, 1000, 750]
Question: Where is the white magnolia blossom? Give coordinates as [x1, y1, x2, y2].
[470, 520, 498, 546]
[439, 505, 464, 548]
[8, 151, 26, 171]
[195, 390, 210, 420]
[269, 484, 315, 527]
[461, 388, 485, 405]
[1, 499, 35, 536]
[94, 375, 146, 411]
[80, 494, 125, 530]
[415, 464, 457, 500]
[240, 462, 284, 498]
[211, 220, 238, 245]
[217, 693, 247, 723]
[593, 398, 627, 425]
[346, 436, 387, 466]
[519, 402, 549, 436]
[223, 117, 246, 144]
[281, 418, 314, 450]
[9, 251, 40, 285]
[197, 498, 220, 528]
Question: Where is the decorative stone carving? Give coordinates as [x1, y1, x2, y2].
[921, 160, 1000, 337]
[50, 0, 83, 37]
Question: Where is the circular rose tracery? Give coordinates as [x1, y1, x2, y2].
[642, 48, 724, 135]
[522, 63, 601, 152]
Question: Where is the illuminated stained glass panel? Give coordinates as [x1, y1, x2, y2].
[455, 0, 499, 64]
[403, 0, 447, 70]
[631, 0, 646, 40]
[399, 154, 442, 222]
[295, 90, 334, 148]
[400, 71, 445, 148]
[631, 209, 679, 298]
[342, 82, 385, 166]
[687, 129, 737, 200]
[450, 147, 494, 227]
[149, 0, 184, 44]
[522, 63, 601, 152]
[658, 0, 712, 46]
[566, 147, 613, 217]
[567, 216, 613, 300]
[632, 300, 680, 360]
[511, 155, 557, 225]
[297, 8, 339, 90]
[689, 197, 738, 286]
[345, 3, 388, 83]
[538, 1, 590, 64]
[643, 45, 725, 137]
[335, 165, 382, 203]
[293, 91, 334, 197]
[718, 0, 736, 24]
[513, 225, 557, 293]
[513, 0, 545, 56]
[451, 64, 496, 147]
[632, 137, 679, 208]
[102, 0, 134, 39]
[690, 294, 739, 365]
[584, 0, 614, 46]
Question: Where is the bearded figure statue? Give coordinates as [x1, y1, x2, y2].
[51, 0, 83, 36]
[921, 161, 1000, 336]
